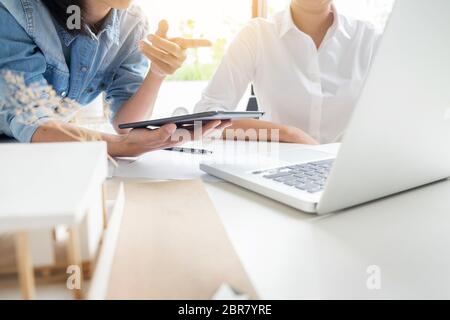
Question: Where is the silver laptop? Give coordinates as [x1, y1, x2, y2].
[200, 0, 450, 214]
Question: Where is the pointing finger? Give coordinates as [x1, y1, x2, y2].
[171, 37, 212, 49]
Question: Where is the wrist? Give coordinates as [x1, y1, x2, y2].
[149, 65, 167, 79]
[107, 133, 128, 157]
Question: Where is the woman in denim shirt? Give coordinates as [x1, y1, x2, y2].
[0, 0, 230, 156]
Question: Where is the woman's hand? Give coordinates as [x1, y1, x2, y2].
[111, 120, 232, 157]
[139, 20, 212, 77]
[223, 119, 319, 145]
[282, 126, 319, 145]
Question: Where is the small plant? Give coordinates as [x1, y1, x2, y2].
[0, 70, 117, 164]
[0, 70, 104, 143]
[0, 70, 79, 125]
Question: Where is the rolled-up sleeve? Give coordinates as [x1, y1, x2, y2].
[105, 19, 149, 120]
[0, 4, 50, 142]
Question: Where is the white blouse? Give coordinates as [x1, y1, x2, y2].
[195, 6, 381, 143]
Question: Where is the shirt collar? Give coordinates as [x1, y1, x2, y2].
[56, 22, 78, 47]
[98, 9, 121, 46]
[277, 4, 341, 39]
[57, 9, 121, 47]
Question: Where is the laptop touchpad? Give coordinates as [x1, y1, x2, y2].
[277, 148, 334, 163]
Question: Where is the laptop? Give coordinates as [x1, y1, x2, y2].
[200, 0, 450, 214]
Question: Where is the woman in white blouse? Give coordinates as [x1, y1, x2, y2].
[195, 0, 381, 144]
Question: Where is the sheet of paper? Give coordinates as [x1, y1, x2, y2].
[110, 149, 220, 182]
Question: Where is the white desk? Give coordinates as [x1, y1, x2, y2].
[2, 140, 449, 299]
[113, 140, 450, 299]
[205, 177, 450, 300]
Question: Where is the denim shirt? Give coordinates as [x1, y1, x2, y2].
[0, 0, 149, 142]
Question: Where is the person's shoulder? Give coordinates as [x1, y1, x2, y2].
[237, 13, 280, 39]
[337, 14, 383, 59]
[338, 13, 381, 40]
[122, 4, 148, 23]
[248, 11, 283, 31]
[119, 4, 149, 34]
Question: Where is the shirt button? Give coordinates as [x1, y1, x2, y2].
[61, 91, 67, 97]
[81, 66, 88, 73]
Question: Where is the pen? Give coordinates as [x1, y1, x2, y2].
[165, 147, 213, 155]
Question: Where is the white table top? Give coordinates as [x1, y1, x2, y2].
[3, 140, 448, 299]
[113, 140, 450, 299]
[0, 142, 107, 232]
[205, 178, 450, 299]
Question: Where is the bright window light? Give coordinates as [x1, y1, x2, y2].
[134, 0, 395, 117]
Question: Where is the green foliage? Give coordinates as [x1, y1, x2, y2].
[168, 19, 228, 82]
[167, 37, 228, 81]
[167, 63, 217, 81]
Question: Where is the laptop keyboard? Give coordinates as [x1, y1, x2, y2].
[255, 159, 334, 194]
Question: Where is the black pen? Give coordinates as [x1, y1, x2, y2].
[165, 147, 213, 155]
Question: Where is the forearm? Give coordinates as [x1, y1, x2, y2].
[225, 119, 318, 144]
[112, 70, 165, 134]
[31, 121, 125, 157]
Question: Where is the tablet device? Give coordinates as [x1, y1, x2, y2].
[118, 111, 265, 130]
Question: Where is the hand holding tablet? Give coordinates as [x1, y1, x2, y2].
[114, 111, 263, 157]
